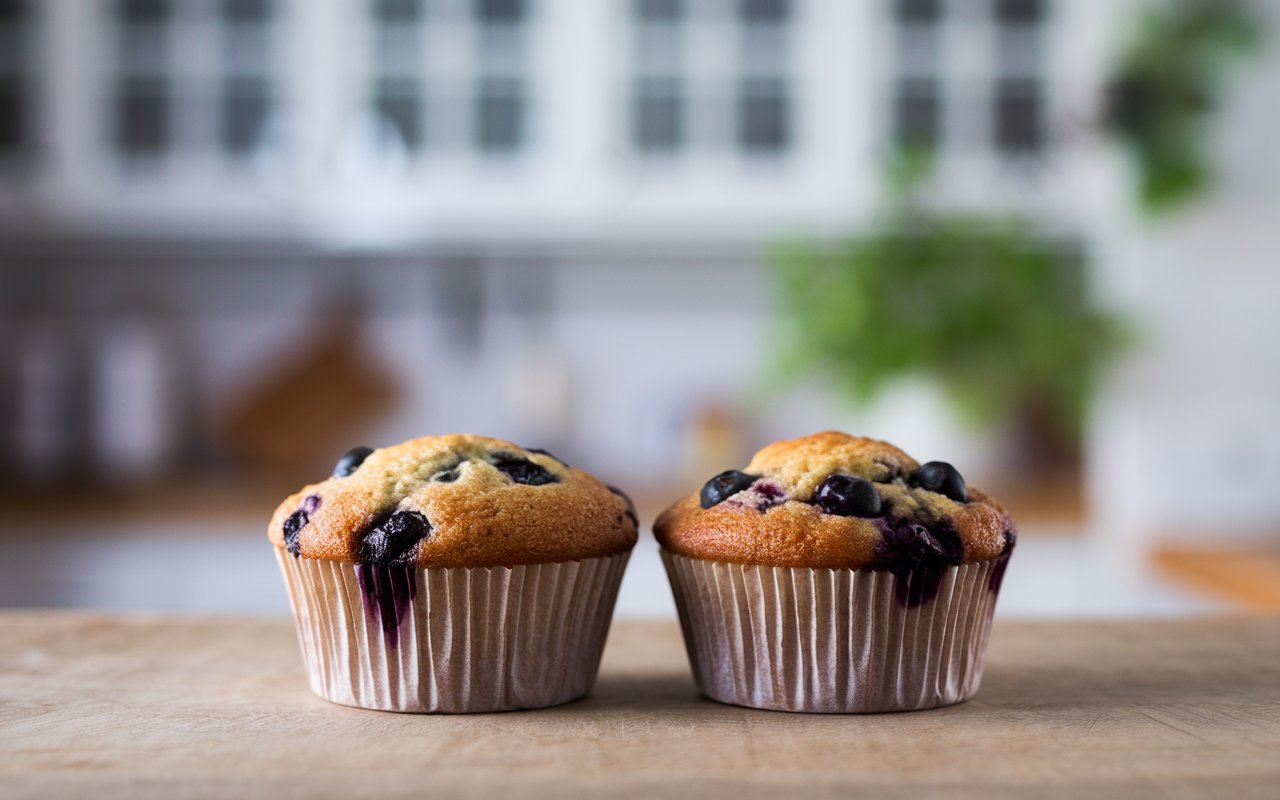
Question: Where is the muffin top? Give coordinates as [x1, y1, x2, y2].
[268, 434, 638, 568]
[654, 431, 1015, 570]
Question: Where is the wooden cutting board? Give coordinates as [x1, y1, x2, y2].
[1, 613, 1278, 799]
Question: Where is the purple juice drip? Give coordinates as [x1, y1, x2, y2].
[873, 517, 965, 608]
[356, 563, 419, 649]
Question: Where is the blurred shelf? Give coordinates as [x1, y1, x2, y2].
[0, 471, 1086, 533]
[986, 469, 1085, 529]
[1153, 543, 1280, 612]
[0, 477, 294, 531]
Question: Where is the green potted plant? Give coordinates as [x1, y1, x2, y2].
[1104, 0, 1262, 214]
[767, 163, 1130, 471]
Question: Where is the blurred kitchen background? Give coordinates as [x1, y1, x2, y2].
[1, 0, 1277, 617]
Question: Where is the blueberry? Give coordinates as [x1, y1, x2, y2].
[699, 470, 757, 509]
[608, 485, 638, 527]
[813, 474, 882, 517]
[491, 453, 558, 486]
[283, 510, 308, 556]
[911, 461, 967, 503]
[526, 447, 569, 467]
[432, 467, 460, 483]
[333, 446, 374, 478]
[359, 510, 432, 565]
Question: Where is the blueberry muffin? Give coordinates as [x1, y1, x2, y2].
[269, 434, 637, 713]
[655, 431, 1015, 713]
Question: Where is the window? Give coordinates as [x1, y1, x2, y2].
[118, 0, 168, 24]
[627, 0, 794, 159]
[995, 0, 1043, 26]
[375, 0, 421, 24]
[115, 76, 170, 156]
[741, 0, 788, 25]
[221, 0, 277, 159]
[109, 0, 280, 166]
[738, 76, 789, 154]
[995, 78, 1042, 153]
[221, 76, 272, 156]
[632, 77, 683, 153]
[889, 0, 942, 152]
[367, 0, 532, 158]
[374, 77, 424, 152]
[993, 0, 1046, 155]
[893, 77, 940, 150]
[888, 0, 1051, 159]
[0, 0, 31, 162]
[224, 0, 270, 24]
[110, 0, 170, 161]
[476, 77, 524, 153]
[477, 0, 525, 25]
[896, 0, 939, 25]
[635, 0, 682, 24]
[475, 0, 528, 153]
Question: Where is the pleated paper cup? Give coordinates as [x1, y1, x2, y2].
[661, 549, 1008, 713]
[275, 548, 630, 713]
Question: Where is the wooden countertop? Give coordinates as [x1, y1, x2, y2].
[2, 614, 1278, 799]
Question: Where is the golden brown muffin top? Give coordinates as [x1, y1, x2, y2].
[654, 431, 1015, 570]
[268, 434, 637, 568]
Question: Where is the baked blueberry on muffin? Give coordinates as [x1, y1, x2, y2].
[269, 434, 636, 713]
[655, 431, 1015, 713]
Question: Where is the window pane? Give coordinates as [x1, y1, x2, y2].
[222, 76, 271, 155]
[374, 24, 420, 75]
[0, 76, 24, 155]
[115, 76, 169, 156]
[896, 0, 939, 25]
[995, 78, 1043, 153]
[738, 76, 789, 154]
[374, 0, 422, 24]
[476, 77, 524, 153]
[995, 0, 1044, 25]
[374, 77, 424, 151]
[223, 0, 271, 25]
[478, 22, 525, 73]
[117, 0, 169, 25]
[632, 77, 682, 153]
[225, 30, 271, 75]
[476, 0, 524, 25]
[117, 1, 168, 74]
[635, 0, 682, 24]
[741, 0, 788, 25]
[894, 77, 939, 149]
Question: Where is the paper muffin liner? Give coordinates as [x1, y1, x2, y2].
[661, 549, 1007, 713]
[275, 548, 630, 713]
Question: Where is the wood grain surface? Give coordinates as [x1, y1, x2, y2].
[2, 613, 1278, 799]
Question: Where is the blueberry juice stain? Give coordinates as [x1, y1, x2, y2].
[356, 563, 419, 649]
[872, 517, 965, 608]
